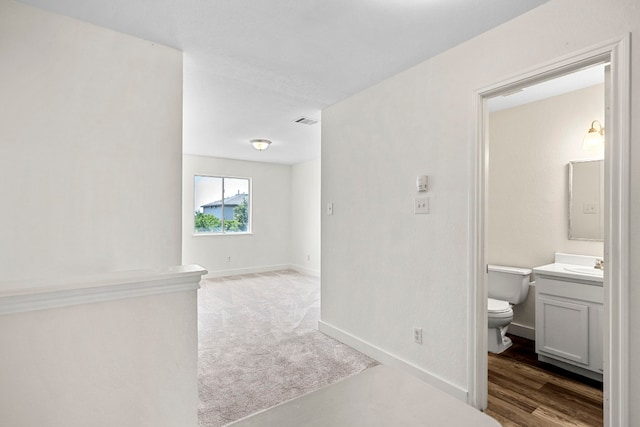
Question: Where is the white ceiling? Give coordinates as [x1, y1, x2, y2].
[20, 0, 549, 164]
[488, 63, 606, 112]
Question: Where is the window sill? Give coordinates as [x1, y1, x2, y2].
[192, 232, 253, 237]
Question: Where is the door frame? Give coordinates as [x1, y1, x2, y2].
[468, 34, 630, 426]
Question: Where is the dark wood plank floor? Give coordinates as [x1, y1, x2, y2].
[485, 335, 603, 427]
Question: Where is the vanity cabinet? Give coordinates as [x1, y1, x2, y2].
[535, 275, 603, 381]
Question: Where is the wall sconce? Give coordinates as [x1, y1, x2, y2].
[250, 139, 272, 151]
[582, 120, 604, 150]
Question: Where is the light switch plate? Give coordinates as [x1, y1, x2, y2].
[414, 197, 429, 214]
[413, 327, 423, 344]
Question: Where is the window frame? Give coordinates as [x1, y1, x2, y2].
[193, 174, 252, 236]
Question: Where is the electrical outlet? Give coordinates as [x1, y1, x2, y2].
[413, 327, 423, 344]
[583, 203, 598, 214]
[307, 254, 311, 261]
[227, 256, 231, 262]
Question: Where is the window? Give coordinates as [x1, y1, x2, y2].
[194, 175, 250, 234]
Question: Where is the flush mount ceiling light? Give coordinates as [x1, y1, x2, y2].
[583, 120, 605, 150]
[250, 139, 272, 151]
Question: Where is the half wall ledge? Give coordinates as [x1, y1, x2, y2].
[0, 264, 208, 315]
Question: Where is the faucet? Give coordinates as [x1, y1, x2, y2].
[594, 259, 604, 270]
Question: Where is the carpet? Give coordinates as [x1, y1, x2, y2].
[197, 270, 377, 426]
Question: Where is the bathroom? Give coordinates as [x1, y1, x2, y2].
[486, 65, 605, 376]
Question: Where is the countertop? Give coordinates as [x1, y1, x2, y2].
[533, 262, 603, 284]
[533, 253, 603, 284]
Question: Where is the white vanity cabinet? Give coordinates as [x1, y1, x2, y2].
[533, 254, 604, 382]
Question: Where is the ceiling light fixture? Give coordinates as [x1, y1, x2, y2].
[582, 120, 604, 150]
[250, 139, 272, 151]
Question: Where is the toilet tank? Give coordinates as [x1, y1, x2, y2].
[487, 265, 532, 304]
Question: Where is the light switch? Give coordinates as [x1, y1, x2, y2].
[416, 175, 428, 192]
[327, 202, 334, 215]
[414, 197, 429, 214]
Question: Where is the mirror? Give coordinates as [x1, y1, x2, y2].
[568, 160, 604, 241]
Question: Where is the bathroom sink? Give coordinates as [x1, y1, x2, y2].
[564, 266, 603, 276]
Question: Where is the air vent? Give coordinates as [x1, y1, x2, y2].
[293, 116, 318, 126]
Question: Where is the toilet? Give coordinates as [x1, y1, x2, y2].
[487, 265, 533, 354]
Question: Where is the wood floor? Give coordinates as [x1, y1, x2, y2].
[485, 335, 603, 427]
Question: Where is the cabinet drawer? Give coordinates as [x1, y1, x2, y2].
[536, 276, 603, 303]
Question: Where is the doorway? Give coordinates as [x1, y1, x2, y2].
[485, 63, 606, 424]
[469, 35, 630, 426]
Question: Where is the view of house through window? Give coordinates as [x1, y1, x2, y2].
[194, 175, 250, 234]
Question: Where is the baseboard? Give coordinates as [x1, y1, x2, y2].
[204, 264, 292, 278]
[538, 354, 602, 382]
[508, 323, 535, 340]
[289, 264, 320, 277]
[318, 320, 468, 403]
[204, 264, 320, 279]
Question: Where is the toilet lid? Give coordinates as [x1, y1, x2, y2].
[488, 298, 511, 313]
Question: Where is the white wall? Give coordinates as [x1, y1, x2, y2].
[0, 0, 183, 283]
[182, 155, 321, 278]
[0, 2, 195, 425]
[321, 0, 639, 420]
[290, 159, 321, 276]
[182, 155, 293, 277]
[0, 287, 199, 427]
[489, 84, 605, 336]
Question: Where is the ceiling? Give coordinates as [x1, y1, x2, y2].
[20, 0, 549, 165]
[488, 63, 606, 112]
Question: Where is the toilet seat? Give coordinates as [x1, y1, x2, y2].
[488, 298, 511, 314]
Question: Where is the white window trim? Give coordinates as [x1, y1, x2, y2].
[193, 174, 252, 236]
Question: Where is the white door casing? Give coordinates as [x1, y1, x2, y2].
[469, 34, 630, 426]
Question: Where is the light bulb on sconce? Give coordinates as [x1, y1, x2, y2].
[582, 120, 605, 151]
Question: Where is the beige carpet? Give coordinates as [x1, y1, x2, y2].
[197, 270, 377, 426]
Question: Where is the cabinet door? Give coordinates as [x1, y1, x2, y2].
[537, 296, 589, 365]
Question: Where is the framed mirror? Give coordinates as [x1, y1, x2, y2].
[568, 159, 604, 241]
